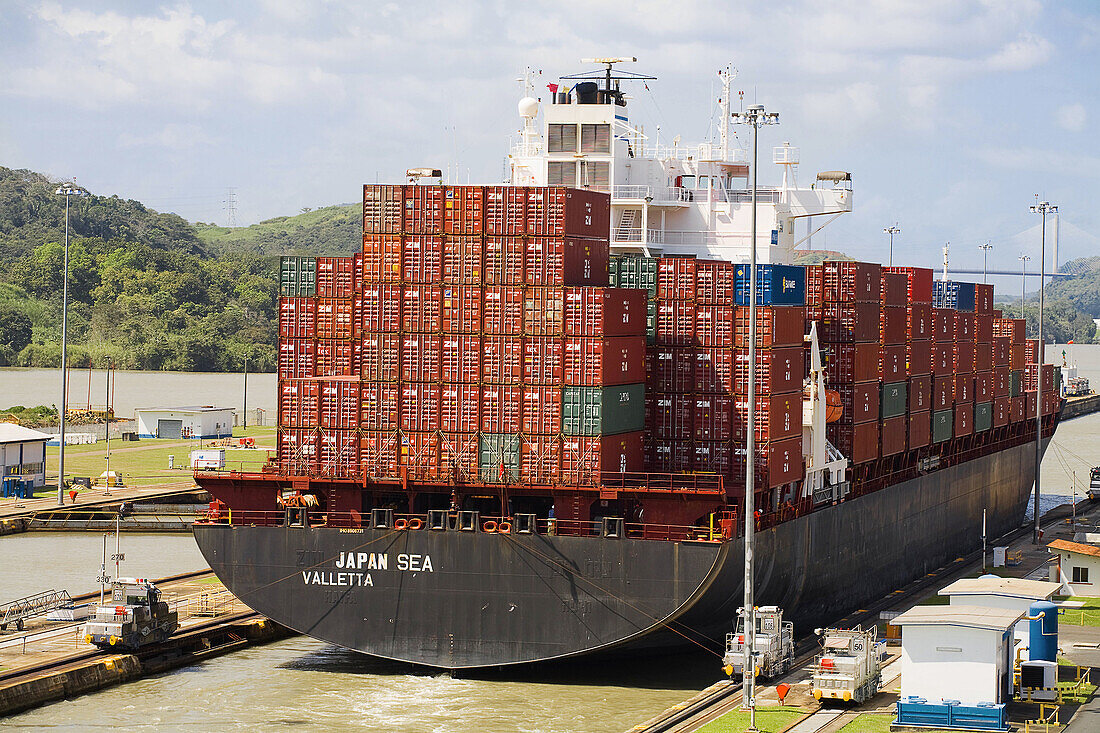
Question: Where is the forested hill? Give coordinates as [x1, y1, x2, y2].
[0, 166, 357, 373]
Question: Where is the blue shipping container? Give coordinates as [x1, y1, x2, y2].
[933, 280, 976, 312]
[734, 264, 806, 306]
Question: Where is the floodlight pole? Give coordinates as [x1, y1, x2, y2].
[979, 242, 993, 284]
[1018, 255, 1030, 305]
[1029, 200, 1056, 544]
[884, 224, 900, 267]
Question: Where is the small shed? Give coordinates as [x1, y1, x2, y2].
[0, 424, 51, 489]
[891, 605, 1023, 706]
[939, 577, 1061, 657]
[135, 406, 234, 440]
[1048, 539, 1100, 597]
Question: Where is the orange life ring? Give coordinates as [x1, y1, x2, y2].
[498, 521, 511, 534]
[408, 517, 423, 530]
[394, 518, 409, 530]
[483, 520, 497, 533]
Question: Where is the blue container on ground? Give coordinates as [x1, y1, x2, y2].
[734, 264, 806, 306]
[895, 698, 1007, 731]
[1029, 600, 1058, 662]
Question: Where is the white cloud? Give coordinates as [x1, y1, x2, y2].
[984, 32, 1052, 71]
[1057, 103, 1087, 132]
[970, 146, 1100, 178]
[118, 123, 215, 150]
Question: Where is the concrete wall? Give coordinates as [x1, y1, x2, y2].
[900, 625, 1007, 705]
[1055, 552, 1100, 597]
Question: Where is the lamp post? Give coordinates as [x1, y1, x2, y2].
[243, 351, 249, 432]
[731, 102, 778, 732]
[883, 224, 901, 267]
[979, 241, 993, 284]
[54, 181, 89, 505]
[1018, 255, 1030, 304]
[1029, 200, 1056, 544]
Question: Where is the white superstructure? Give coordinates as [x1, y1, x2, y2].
[508, 59, 852, 263]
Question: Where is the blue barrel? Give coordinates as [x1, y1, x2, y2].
[1029, 601, 1058, 662]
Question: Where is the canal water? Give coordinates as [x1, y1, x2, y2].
[3, 346, 1100, 731]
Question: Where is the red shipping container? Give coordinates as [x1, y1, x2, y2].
[361, 333, 399, 382]
[316, 257, 355, 298]
[881, 343, 907, 381]
[693, 394, 734, 441]
[522, 385, 562, 435]
[881, 306, 907, 345]
[933, 309, 956, 342]
[483, 286, 525, 335]
[993, 318, 1026, 342]
[735, 346, 804, 394]
[278, 380, 319, 427]
[402, 431, 441, 481]
[647, 392, 693, 440]
[693, 440, 734, 476]
[484, 236, 525, 284]
[523, 336, 563, 385]
[838, 382, 880, 424]
[318, 380, 361, 430]
[954, 341, 975, 373]
[360, 431, 398, 478]
[762, 436, 804, 487]
[883, 266, 933, 304]
[278, 428, 318, 472]
[315, 339, 357, 377]
[361, 284, 402, 333]
[656, 300, 697, 346]
[696, 305, 736, 348]
[824, 261, 881, 303]
[657, 257, 697, 300]
[974, 343, 993, 373]
[994, 337, 1010, 367]
[524, 237, 609, 287]
[360, 383, 398, 430]
[401, 235, 443, 283]
[881, 415, 907, 456]
[1025, 391, 1038, 420]
[828, 421, 878, 464]
[955, 403, 973, 436]
[401, 334, 441, 382]
[993, 366, 1009, 397]
[564, 336, 646, 386]
[1010, 343, 1026, 370]
[484, 186, 527, 236]
[735, 306, 804, 348]
[907, 303, 932, 340]
[440, 431, 479, 482]
[1046, 392, 1060, 415]
[933, 375, 954, 410]
[993, 396, 1010, 427]
[932, 342, 953, 375]
[440, 384, 480, 433]
[805, 264, 824, 306]
[443, 186, 484, 235]
[441, 335, 480, 383]
[520, 435, 561, 484]
[400, 383, 440, 432]
[974, 313, 993, 343]
[402, 186, 444, 234]
[735, 393, 801, 441]
[353, 252, 364, 293]
[441, 285, 482, 333]
[526, 187, 610, 239]
[482, 336, 523, 384]
[561, 432, 644, 483]
[955, 373, 974, 404]
[278, 339, 315, 379]
[442, 236, 483, 283]
[1011, 395, 1026, 423]
[694, 348, 735, 395]
[975, 283, 994, 315]
[317, 429, 360, 477]
[881, 272, 909, 306]
[403, 284, 442, 332]
[279, 298, 316, 340]
[826, 342, 882, 384]
[646, 437, 692, 473]
[362, 184, 402, 235]
[566, 287, 648, 337]
[316, 298, 355, 340]
[648, 346, 695, 393]
[696, 261, 737, 304]
[362, 233, 402, 282]
[909, 375, 932, 413]
[524, 286, 564, 336]
[955, 313, 974, 342]
[908, 411, 931, 449]
[908, 339, 932, 377]
[821, 302, 879, 342]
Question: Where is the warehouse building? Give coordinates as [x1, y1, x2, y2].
[135, 407, 234, 440]
[0, 424, 51, 489]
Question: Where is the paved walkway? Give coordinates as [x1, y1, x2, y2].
[0, 481, 202, 521]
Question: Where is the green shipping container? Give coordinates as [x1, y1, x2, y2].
[478, 433, 521, 483]
[974, 401, 992, 432]
[614, 254, 658, 296]
[562, 384, 645, 436]
[647, 301, 657, 345]
[881, 381, 908, 419]
[281, 256, 316, 297]
[1010, 370, 1023, 398]
[932, 409, 953, 444]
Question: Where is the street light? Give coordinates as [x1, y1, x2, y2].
[731, 102, 778, 733]
[1018, 255, 1030, 305]
[1028, 200, 1056, 544]
[54, 181, 90, 505]
[883, 224, 901, 267]
[979, 241, 994, 284]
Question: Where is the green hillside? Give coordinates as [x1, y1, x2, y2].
[195, 204, 360, 257]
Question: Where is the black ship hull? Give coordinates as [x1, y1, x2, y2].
[193, 438, 1046, 669]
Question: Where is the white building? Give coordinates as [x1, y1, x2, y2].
[0, 423, 51, 488]
[890, 605, 1023, 706]
[939, 576, 1061, 657]
[1049, 539, 1100, 597]
[135, 407, 234, 440]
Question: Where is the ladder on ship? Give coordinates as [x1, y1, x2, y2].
[0, 589, 73, 631]
[615, 209, 639, 242]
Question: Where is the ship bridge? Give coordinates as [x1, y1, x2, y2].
[508, 59, 852, 265]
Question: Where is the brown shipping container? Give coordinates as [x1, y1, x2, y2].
[763, 436, 805, 487]
[656, 300, 697, 345]
[400, 383, 441, 432]
[315, 340, 357, 377]
[564, 336, 646, 386]
[696, 305, 736, 348]
[881, 344, 907, 381]
[441, 236, 483, 283]
[279, 298, 316, 340]
[695, 348, 736, 394]
[839, 382, 880, 424]
[523, 336, 563, 385]
[362, 233, 402, 282]
[402, 235, 443, 283]
[524, 286, 565, 336]
[955, 373, 974, 404]
[933, 309, 956, 342]
[883, 265, 934, 303]
[657, 257, 697, 300]
[522, 385, 562, 435]
[829, 421, 879, 464]
[805, 264, 824, 305]
[734, 346, 804, 394]
[909, 375, 932, 413]
[907, 303, 933, 341]
[826, 342, 881, 384]
[402, 431, 441, 481]
[647, 393, 693, 440]
[361, 334, 400, 382]
[693, 394, 735, 441]
[974, 343, 993, 372]
[483, 286, 525, 335]
[402, 186, 444, 234]
[881, 415, 907, 456]
[484, 236, 525, 284]
[993, 366, 1009, 397]
[484, 186, 527, 236]
[316, 257, 356, 298]
[279, 428, 318, 472]
[561, 432, 645, 483]
[648, 346, 694, 393]
[881, 272, 909, 306]
[993, 396, 1010, 427]
[361, 284, 402, 332]
[955, 403, 973, 436]
[441, 286, 482, 333]
[1011, 395, 1025, 423]
[881, 306, 908, 345]
[482, 336, 523, 384]
[520, 435, 561, 484]
[908, 339, 932, 377]
[318, 431, 358, 476]
[362, 184, 402, 235]
[908, 411, 931, 449]
[443, 186, 484, 235]
[693, 440, 734, 476]
[993, 317, 1025, 342]
[824, 261, 881, 303]
[482, 385, 522, 433]
[735, 393, 801, 441]
[822, 302, 879, 342]
[360, 431, 398, 478]
[974, 371, 993, 402]
[955, 313, 974, 342]
[994, 337, 1010, 366]
[360, 384, 398, 431]
[645, 437, 692, 473]
[954, 341, 975, 373]
[279, 380, 319, 427]
[316, 298, 355, 340]
[932, 341, 954, 375]
[735, 306, 804, 348]
[526, 187, 610, 239]
[440, 432, 479, 483]
[975, 283, 994, 315]
[524, 237, 609, 287]
[933, 375, 954, 411]
[318, 380, 361, 430]
[1026, 391, 1038, 420]
[974, 313, 993, 344]
[566, 287, 648, 337]
[1010, 343, 1026, 370]
[441, 335, 481, 383]
[401, 334, 441, 382]
[696, 261, 737, 304]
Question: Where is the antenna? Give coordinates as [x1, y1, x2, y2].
[223, 187, 238, 227]
[717, 64, 739, 162]
[942, 242, 950, 280]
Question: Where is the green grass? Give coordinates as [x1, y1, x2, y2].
[1061, 597, 1100, 627]
[696, 706, 803, 733]
[194, 204, 359, 256]
[1059, 680, 1098, 704]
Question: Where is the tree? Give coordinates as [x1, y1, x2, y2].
[0, 304, 32, 352]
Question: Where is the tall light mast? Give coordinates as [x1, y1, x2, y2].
[1029, 200, 1057, 544]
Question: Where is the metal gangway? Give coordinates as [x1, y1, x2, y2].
[0, 589, 73, 632]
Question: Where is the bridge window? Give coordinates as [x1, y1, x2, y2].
[548, 161, 577, 186]
[548, 124, 577, 153]
[580, 161, 610, 192]
[580, 124, 611, 154]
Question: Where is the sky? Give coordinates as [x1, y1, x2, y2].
[2, 0, 1099, 295]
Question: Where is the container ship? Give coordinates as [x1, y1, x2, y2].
[192, 60, 1062, 670]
